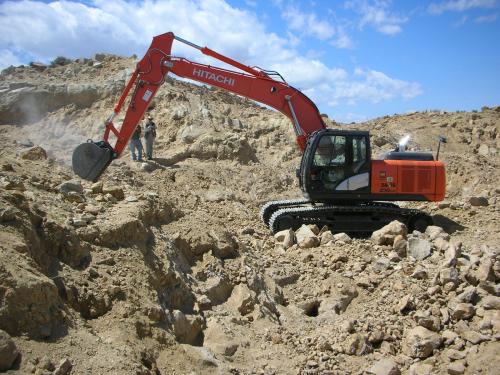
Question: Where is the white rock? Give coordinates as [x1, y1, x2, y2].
[295, 225, 320, 248]
[481, 296, 500, 310]
[449, 302, 475, 321]
[425, 225, 450, 241]
[371, 221, 407, 245]
[274, 229, 296, 249]
[407, 238, 432, 260]
[368, 358, 401, 375]
[402, 326, 442, 358]
[320, 230, 335, 245]
[333, 232, 352, 243]
[447, 362, 465, 375]
[226, 284, 255, 315]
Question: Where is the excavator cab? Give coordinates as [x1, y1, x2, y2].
[300, 129, 371, 202]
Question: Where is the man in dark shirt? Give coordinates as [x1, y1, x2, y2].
[130, 125, 144, 162]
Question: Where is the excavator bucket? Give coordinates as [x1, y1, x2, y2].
[72, 141, 113, 182]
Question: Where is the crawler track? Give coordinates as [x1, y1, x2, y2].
[264, 201, 431, 234]
[260, 198, 310, 227]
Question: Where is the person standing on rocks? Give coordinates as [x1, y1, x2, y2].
[144, 115, 157, 160]
[130, 125, 144, 162]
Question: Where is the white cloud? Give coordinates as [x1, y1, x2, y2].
[331, 27, 355, 49]
[281, 7, 335, 40]
[0, 50, 23, 70]
[475, 12, 498, 21]
[326, 69, 422, 105]
[337, 112, 370, 123]
[0, 0, 421, 113]
[428, 0, 497, 15]
[345, 0, 408, 35]
[281, 7, 354, 48]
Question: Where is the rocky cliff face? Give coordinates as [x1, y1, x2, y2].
[0, 55, 499, 374]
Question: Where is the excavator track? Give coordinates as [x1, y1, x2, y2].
[268, 202, 431, 234]
[260, 198, 310, 227]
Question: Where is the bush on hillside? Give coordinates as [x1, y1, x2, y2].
[50, 56, 72, 67]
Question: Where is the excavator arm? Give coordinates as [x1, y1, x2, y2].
[72, 32, 326, 181]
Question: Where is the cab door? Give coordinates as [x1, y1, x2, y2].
[335, 135, 370, 192]
[302, 131, 371, 200]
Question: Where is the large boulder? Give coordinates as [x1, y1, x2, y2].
[171, 310, 204, 345]
[371, 221, 407, 245]
[425, 225, 450, 241]
[274, 229, 296, 249]
[102, 185, 125, 200]
[468, 196, 489, 207]
[58, 179, 83, 194]
[226, 283, 256, 315]
[295, 225, 320, 248]
[333, 232, 352, 243]
[211, 230, 238, 259]
[0, 330, 18, 371]
[319, 285, 358, 315]
[173, 226, 237, 260]
[407, 238, 432, 260]
[202, 321, 239, 357]
[402, 326, 442, 358]
[200, 276, 233, 306]
[20, 145, 47, 160]
[0, 256, 63, 338]
[320, 230, 335, 245]
[345, 333, 373, 356]
[367, 358, 400, 375]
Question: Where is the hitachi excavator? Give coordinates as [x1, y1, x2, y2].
[72, 32, 446, 234]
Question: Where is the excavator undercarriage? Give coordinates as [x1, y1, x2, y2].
[261, 199, 432, 234]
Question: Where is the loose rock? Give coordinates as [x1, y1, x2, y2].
[0, 330, 18, 371]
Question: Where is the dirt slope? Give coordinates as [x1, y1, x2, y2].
[0, 56, 499, 375]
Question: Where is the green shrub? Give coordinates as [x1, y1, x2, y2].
[50, 56, 72, 67]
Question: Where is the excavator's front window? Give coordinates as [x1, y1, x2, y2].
[312, 135, 347, 190]
[313, 135, 346, 167]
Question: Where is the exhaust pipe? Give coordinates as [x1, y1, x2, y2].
[72, 140, 114, 181]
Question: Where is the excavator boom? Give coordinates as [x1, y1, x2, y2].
[72, 32, 326, 181]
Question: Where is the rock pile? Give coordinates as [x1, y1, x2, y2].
[272, 220, 499, 373]
[0, 56, 498, 374]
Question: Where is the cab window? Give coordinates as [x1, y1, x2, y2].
[313, 135, 346, 167]
[352, 136, 367, 173]
[312, 135, 347, 190]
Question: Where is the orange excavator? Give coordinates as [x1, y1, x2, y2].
[72, 32, 446, 234]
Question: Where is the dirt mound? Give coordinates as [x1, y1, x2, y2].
[0, 56, 499, 374]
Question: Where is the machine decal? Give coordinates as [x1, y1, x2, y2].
[142, 89, 153, 102]
[377, 170, 396, 193]
[192, 68, 235, 86]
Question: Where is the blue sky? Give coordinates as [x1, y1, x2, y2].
[0, 0, 499, 122]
